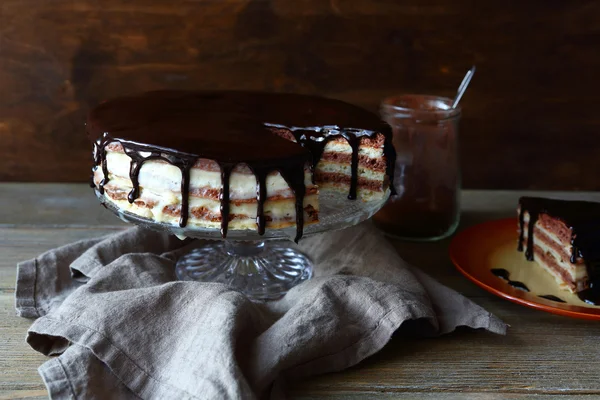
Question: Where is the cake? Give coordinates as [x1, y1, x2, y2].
[517, 196, 600, 304]
[88, 90, 396, 241]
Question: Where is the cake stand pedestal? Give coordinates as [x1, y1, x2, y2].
[97, 190, 388, 301]
[175, 241, 312, 300]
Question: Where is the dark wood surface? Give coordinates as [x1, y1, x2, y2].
[4, 185, 600, 399]
[1, 1, 599, 189]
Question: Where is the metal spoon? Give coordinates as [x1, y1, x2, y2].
[451, 66, 476, 109]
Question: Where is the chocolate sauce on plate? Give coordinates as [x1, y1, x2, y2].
[491, 269, 568, 301]
[87, 90, 396, 242]
[538, 294, 566, 303]
[491, 268, 530, 292]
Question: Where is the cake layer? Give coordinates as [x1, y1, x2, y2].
[315, 164, 386, 184]
[320, 152, 387, 172]
[521, 212, 587, 292]
[320, 135, 386, 160]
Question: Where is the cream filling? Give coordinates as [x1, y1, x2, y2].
[323, 141, 384, 158]
[316, 161, 386, 182]
[105, 151, 314, 200]
[315, 183, 386, 202]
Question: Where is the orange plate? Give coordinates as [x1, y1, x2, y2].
[449, 218, 600, 320]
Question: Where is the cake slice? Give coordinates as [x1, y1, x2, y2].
[518, 197, 600, 303]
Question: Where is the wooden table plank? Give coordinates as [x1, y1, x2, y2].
[0, 291, 47, 394]
[3, 184, 600, 398]
[0, 227, 125, 290]
[0, 391, 47, 400]
[0, 183, 126, 227]
[288, 395, 596, 400]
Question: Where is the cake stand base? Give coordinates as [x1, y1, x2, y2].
[175, 240, 313, 301]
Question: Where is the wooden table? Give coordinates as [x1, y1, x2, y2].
[2, 184, 600, 399]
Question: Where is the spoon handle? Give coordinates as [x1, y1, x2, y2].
[452, 66, 476, 109]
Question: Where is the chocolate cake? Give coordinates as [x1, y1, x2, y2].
[88, 90, 395, 242]
[518, 196, 600, 304]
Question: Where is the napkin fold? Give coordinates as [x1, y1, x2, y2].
[16, 223, 506, 399]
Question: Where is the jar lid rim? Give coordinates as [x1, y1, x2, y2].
[381, 94, 462, 119]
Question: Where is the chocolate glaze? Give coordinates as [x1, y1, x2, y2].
[219, 164, 233, 238]
[538, 294, 566, 303]
[518, 197, 600, 304]
[491, 268, 530, 292]
[87, 90, 395, 242]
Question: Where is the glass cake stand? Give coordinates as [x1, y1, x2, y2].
[96, 189, 389, 301]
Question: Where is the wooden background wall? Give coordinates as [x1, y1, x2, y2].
[1, 0, 599, 189]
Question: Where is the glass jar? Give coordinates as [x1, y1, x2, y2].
[373, 94, 461, 241]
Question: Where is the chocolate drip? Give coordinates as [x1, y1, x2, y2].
[89, 142, 98, 188]
[99, 145, 109, 195]
[517, 205, 525, 252]
[86, 90, 397, 242]
[525, 209, 537, 261]
[289, 129, 326, 178]
[491, 268, 530, 292]
[127, 156, 142, 203]
[122, 148, 162, 203]
[518, 197, 600, 305]
[251, 167, 269, 235]
[178, 161, 193, 227]
[341, 130, 360, 200]
[92, 133, 113, 195]
[570, 246, 578, 264]
[219, 164, 234, 238]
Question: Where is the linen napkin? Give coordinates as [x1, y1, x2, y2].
[16, 222, 506, 399]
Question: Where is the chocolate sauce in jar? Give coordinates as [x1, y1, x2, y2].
[373, 94, 461, 241]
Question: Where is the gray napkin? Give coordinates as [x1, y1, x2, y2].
[15, 222, 506, 400]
